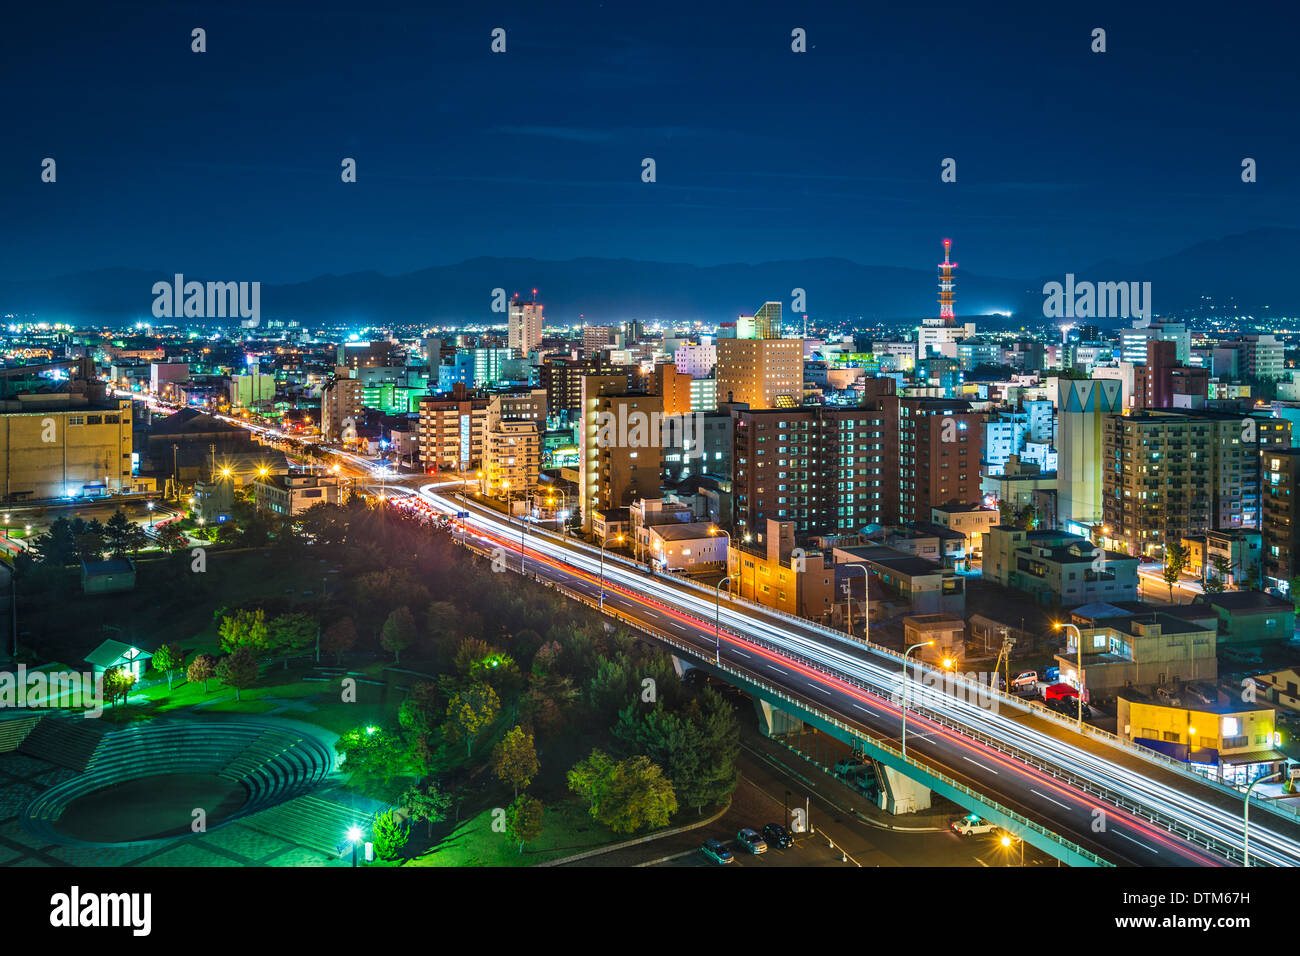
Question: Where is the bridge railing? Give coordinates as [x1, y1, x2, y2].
[534, 572, 1112, 868]
[433, 489, 1297, 834]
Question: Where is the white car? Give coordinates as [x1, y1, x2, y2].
[951, 815, 998, 836]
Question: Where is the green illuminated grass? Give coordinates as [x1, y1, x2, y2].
[407, 800, 615, 867]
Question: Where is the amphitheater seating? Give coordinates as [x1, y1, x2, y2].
[18, 716, 113, 770]
[20, 718, 336, 847]
[239, 791, 384, 856]
[0, 714, 46, 753]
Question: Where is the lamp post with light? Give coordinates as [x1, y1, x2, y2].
[900, 641, 934, 760]
[713, 575, 734, 665]
[599, 533, 624, 611]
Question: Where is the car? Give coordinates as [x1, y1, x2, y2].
[701, 838, 733, 864]
[762, 823, 794, 849]
[951, 814, 998, 836]
[1043, 666, 1060, 683]
[1011, 670, 1038, 689]
[736, 828, 768, 854]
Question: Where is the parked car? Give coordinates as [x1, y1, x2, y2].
[951, 814, 998, 837]
[701, 839, 733, 865]
[1043, 666, 1060, 683]
[762, 823, 794, 849]
[736, 828, 768, 854]
[1011, 671, 1039, 691]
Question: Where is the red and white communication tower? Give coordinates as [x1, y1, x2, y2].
[938, 238, 958, 321]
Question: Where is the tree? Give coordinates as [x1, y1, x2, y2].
[380, 606, 416, 664]
[613, 688, 740, 813]
[398, 680, 442, 735]
[321, 617, 358, 665]
[492, 726, 540, 798]
[452, 637, 493, 676]
[1212, 555, 1233, 587]
[445, 682, 500, 757]
[216, 646, 259, 701]
[102, 665, 136, 707]
[187, 653, 218, 693]
[218, 608, 269, 654]
[267, 612, 316, 665]
[593, 755, 677, 834]
[401, 782, 452, 839]
[152, 643, 185, 691]
[104, 510, 133, 556]
[1203, 573, 1226, 595]
[371, 809, 410, 861]
[1162, 541, 1188, 601]
[568, 749, 617, 811]
[505, 795, 544, 854]
[336, 726, 409, 792]
[156, 522, 186, 554]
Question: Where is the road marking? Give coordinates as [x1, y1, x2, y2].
[962, 756, 996, 774]
[731, 649, 751, 658]
[1115, 831, 1159, 855]
[767, 665, 787, 675]
[851, 703, 871, 713]
[1029, 789, 1073, 811]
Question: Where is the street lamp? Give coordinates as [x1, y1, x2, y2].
[1054, 622, 1086, 724]
[1244, 769, 1285, 867]
[599, 533, 624, 611]
[714, 575, 735, 665]
[346, 825, 364, 867]
[900, 640, 934, 760]
[708, 525, 730, 582]
[147, 500, 155, 529]
[3, 513, 9, 540]
[842, 563, 868, 640]
[999, 832, 1025, 866]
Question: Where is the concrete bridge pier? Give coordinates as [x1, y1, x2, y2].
[754, 698, 805, 737]
[876, 762, 933, 814]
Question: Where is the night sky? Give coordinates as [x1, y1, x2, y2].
[2, 0, 1296, 284]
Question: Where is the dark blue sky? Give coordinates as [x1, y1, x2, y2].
[2, 0, 1296, 283]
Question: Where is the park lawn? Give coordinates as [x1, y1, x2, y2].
[407, 798, 616, 867]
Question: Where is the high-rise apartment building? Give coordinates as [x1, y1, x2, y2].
[1262, 448, 1300, 590]
[1102, 410, 1290, 557]
[577, 376, 663, 532]
[508, 295, 544, 355]
[582, 325, 619, 358]
[731, 403, 892, 537]
[673, 341, 717, 378]
[321, 376, 364, 442]
[482, 419, 542, 502]
[539, 357, 635, 418]
[893, 397, 984, 523]
[418, 386, 490, 472]
[716, 338, 803, 409]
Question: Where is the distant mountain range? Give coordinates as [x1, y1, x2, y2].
[2, 228, 1296, 328]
